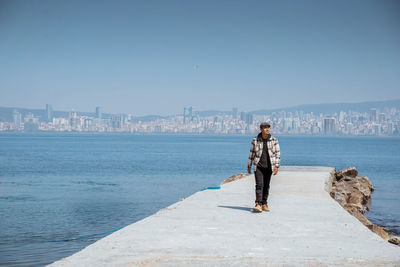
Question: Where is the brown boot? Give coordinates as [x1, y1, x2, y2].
[262, 203, 270, 212]
[253, 202, 262, 213]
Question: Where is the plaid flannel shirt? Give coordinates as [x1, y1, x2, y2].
[248, 133, 280, 171]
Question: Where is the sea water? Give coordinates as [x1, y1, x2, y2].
[0, 133, 399, 266]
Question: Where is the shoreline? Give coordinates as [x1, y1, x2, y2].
[328, 167, 400, 246]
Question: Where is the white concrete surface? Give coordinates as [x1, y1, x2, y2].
[49, 166, 400, 266]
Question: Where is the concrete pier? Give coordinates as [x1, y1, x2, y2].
[49, 166, 400, 266]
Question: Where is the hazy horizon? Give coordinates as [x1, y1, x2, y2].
[1, 0, 399, 116]
[2, 98, 399, 117]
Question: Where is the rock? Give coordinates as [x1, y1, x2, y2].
[331, 168, 373, 214]
[335, 167, 358, 181]
[329, 167, 399, 247]
[346, 190, 369, 213]
[329, 191, 345, 204]
[221, 173, 248, 184]
[389, 236, 400, 245]
[368, 224, 391, 240]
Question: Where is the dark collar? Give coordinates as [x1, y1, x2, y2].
[257, 132, 271, 141]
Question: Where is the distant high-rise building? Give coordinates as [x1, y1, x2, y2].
[183, 107, 188, 123]
[378, 113, 385, 123]
[13, 109, 22, 128]
[183, 106, 193, 123]
[188, 107, 193, 122]
[213, 116, 219, 123]
[369, 108, 377, 122]
[111, 114, 124, 129]
[84, 118, 93, 130]
[96, 106, 102, 119]
[283, 118, 291, 132]
[339, 111, 345, 122]
[45, 104, 53, 122]
[240, 111, 246, 121]
[246, 113, 253, 125]
[69, 110, 77, 128]
[232, 107, 238, 120]
[323, 117, 336, 135]
[292, 119, 299, 131]
[271, 112, 277, 121]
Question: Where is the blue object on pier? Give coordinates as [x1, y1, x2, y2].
[201, 186, 221, 191]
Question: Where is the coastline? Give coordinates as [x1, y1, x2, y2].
[328, 167, 400, 246]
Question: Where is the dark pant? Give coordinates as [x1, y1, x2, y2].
[255, 165, 272, 204]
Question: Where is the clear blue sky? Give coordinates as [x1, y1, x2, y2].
[0, 0, 399, 116]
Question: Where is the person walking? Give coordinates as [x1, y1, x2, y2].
[247, 122, 280, 212]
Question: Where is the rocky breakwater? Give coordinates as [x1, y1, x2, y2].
[330, 167, 400, 246]
[221, 173, 248, 184]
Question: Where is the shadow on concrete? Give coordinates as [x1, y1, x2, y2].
[218, 205, 252, 212]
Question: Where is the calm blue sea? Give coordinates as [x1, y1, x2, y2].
[0, 133, 399, 266]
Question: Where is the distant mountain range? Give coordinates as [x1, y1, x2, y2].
[250, 99, 400, 115]
[194, 99, 400, 117]
[1, 99, 399, 122]
[0, 107, 112, 123]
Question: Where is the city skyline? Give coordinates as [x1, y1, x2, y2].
[2, 100, 400, 136]
[1, 0, 399, 115]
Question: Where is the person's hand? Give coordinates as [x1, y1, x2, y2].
[273, 167, 279, 175]
[247, 166, 252, 174]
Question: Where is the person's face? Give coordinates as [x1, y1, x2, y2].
[260, 127, 270, 135]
